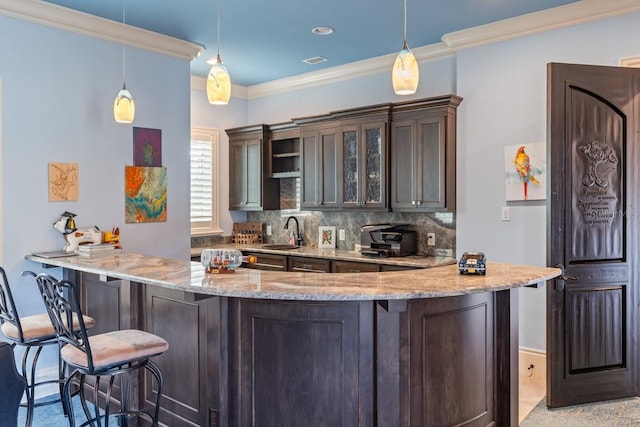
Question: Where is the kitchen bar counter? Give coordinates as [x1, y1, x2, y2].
[191, 243, 455, 268]
[24, 251, 560, 427]
[26, 251, 558, 300]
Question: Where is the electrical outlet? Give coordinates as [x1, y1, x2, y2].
[427, 233, 435, 246]
[266, 225, 272, 236]
[339, 229, 346, 241]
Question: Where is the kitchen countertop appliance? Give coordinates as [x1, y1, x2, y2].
[360, 224, 417, 257]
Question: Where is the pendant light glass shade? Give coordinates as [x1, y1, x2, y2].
[392, 0, 419, 95]
[114, 83, 135, 123]
[207, 54, 231, 105]
[392, 41, 419, 95]
[207, 0, 231, 105]
[114, 0, 134, 123]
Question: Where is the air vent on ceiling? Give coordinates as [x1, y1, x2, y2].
[303, 56, 328, 65]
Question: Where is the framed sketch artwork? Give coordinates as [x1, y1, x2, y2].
[318, 226, 336, 249]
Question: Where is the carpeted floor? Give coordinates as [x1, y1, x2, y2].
[17, 396, 93, 427]
[521, 396, 640, 426]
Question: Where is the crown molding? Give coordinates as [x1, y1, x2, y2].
[0, 0, 203, 60]
[246, 42, 455, 99]
[211, 0, 640, 99]
[442, 0, 640, 50]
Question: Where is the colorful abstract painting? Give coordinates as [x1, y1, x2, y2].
[48, 162, 79, 201]
[504, 142, 546, 201]
[125, 166, 167, 223]
[133, 127, 162, 167]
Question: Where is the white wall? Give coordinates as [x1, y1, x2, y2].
[456, 11, 640, 350]
[191, 87, 250, 233]
[0, 14, 192, 364]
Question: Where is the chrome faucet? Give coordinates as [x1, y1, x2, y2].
[284, 216, 303, 246]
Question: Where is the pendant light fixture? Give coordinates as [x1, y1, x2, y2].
[392, 0, 419, 95]
[113, 0, 135, 123]
[206, 0, 231, 105]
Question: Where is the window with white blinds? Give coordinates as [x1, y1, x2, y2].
[191, 128, 221, 235]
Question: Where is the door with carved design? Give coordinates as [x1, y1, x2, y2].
[547, 62, 640, 408]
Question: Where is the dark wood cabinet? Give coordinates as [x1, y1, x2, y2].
[338, 114, 389, 211]
[296, 105, 391, 211]
[288, 256, 331, 273]
[332, 260, 380, 273]
[242, 251, 287, 271]
[228, 95, 461, 213]
[391, 95, 461, 212]
[299, 123, 340, 210]
[77, 272, 223, 427]
[66, 264, 518, 427]
[228, 299, 374, 426]
[227, 124, 279, 210]
[269, 122, 300, 178]
[144, 286, 222, 427]
[241, 253, 418, 273]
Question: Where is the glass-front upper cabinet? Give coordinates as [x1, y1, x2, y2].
[339, 120, 388, 210]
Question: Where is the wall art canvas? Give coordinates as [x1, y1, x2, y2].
[318, 226, 336, 249]
[48, 162, 79, 201]
[125, 166, 167, 223]
[133, 127, 162, 167]
[504, 142, 546, 201]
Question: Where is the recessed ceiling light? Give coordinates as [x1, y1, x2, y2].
[312, 26, 334, 36]
[303, 56, 328, 65]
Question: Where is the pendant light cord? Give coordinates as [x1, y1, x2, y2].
[121, 0, 126, 83]
[217, 0, 221, 57]
[403, 0, 407, 45]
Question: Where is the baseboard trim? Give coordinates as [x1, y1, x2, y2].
[519, 348, 546, 391]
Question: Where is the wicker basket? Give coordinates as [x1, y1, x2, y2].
[232, 222, 263, 245]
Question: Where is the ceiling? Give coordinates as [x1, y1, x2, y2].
[41, 0, 582, 87]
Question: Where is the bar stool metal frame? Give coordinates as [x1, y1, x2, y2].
[0, 267, 70, 427]
[31, 272, 168, 427]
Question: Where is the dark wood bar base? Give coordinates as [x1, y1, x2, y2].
[72, 271, 518, 427]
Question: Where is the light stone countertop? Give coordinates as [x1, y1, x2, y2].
[191, 243, 455, 268]
[25, 252, 561, 301]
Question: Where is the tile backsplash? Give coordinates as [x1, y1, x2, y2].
[248, 209, 455, 257]
[193, 178, 456, 257]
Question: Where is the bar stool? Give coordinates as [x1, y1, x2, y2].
[30, 272, 169, 427]
[0, 267, 95, 426]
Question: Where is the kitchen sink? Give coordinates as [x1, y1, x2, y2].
[262, 244, 300, 250]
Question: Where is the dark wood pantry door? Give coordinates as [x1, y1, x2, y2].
[547, 62, 640, 408]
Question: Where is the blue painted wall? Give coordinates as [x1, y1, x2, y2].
[0, 13, 191, 369]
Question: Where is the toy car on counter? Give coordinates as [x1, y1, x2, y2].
[458, 251, 486, 275]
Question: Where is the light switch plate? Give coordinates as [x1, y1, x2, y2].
[339, 229, 346, 241]
[501, 207, 511, 221]
[266, 225, 272, 235]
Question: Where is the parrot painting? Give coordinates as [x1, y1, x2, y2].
[513, 146, 540, 200]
